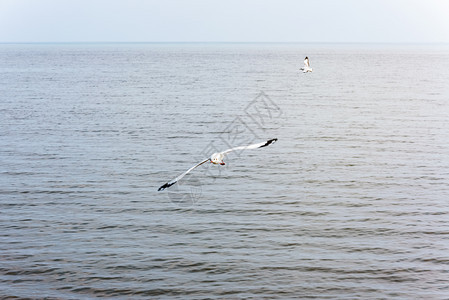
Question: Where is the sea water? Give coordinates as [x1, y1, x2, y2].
[1, 43, 449, 299]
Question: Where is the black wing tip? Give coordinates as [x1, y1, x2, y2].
[260, 138, 278, 148]
[158, 182, 175, 191]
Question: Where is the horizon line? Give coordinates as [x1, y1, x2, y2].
[1, 41, 449, 45]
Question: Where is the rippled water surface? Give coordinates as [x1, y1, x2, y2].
[1, 43, 449, 299]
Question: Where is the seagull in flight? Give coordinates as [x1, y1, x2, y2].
[158, 138, 278, 191]
[300, 56, 313, 73]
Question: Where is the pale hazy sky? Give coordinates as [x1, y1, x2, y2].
[1, 0, 448, 43]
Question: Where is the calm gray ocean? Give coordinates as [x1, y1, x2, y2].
[1, 43, 449, 299]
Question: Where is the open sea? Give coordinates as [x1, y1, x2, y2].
[1, 43, 449, 299]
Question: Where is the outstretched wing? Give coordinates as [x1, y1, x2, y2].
[158, 158, 210, 191]
[221, 138, 277, 155]
[304, 57, 310, 67]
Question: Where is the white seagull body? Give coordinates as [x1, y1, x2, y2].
[158, 138, 277, 191]
[300, 56, 313, 73]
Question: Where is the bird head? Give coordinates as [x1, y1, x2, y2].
[210, 157, 224, 165]
[210, 153, 225, 165]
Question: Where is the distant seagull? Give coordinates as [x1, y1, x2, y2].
[158, 138, 278, 191]
[300, 56, 313, 73]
